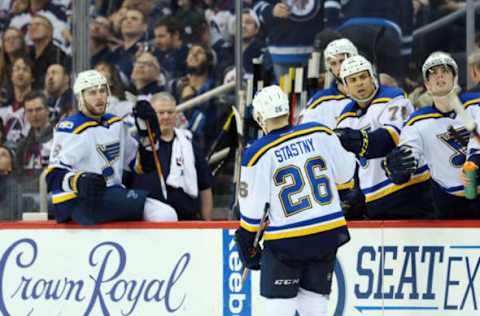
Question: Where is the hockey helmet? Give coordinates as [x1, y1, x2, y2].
[73, 70, 110, 114]
[324, 38, 358, 69]
[422, 51, 458, 81]
[252, 85, 289, 129]
[340, 55, 379, 102]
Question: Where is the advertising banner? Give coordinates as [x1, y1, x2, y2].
[0, 223, 479, 315]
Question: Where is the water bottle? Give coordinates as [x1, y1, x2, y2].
[463, 161, 478, 199]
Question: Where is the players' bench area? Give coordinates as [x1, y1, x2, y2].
[0, 220, 478, 315]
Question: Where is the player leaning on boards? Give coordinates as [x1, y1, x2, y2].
[46, 70, 178, 224]
[235, 85, 356, 316]
[335, 55, 434, 219]
[300, 38, 357, 129]
[384, 52, 480, 218]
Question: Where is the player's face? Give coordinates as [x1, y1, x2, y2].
[82, 85, 108, 116]
[152, 99, 176, 134]
[345, 70, 375, 100]
[425, 65, 454, 96]
[327, 53, 346, 77]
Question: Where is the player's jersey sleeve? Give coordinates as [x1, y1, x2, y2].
[238, 154, 271, 232]
[399, 123, 424, 163]
[324, 133, 356, 185]
[122, 122, 139, 172]
[49, 127, 88, 172]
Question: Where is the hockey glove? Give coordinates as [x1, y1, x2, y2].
[382, 146, 417, 184]
[70, 172, 107, 200]
[335, 128, 369, 157]
[133, 100, 160, 144]
[235, 228, 261, 270]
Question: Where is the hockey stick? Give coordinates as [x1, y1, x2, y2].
[145, 121, 168, 199]
[241, 202, 270, 285]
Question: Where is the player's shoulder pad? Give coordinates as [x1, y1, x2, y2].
[242, 123, 333, 167]
[404, 106, 442, 127]
[370, 85, 407, 105]
[55, 113, 92, 134]
[336, 100, 358, 124]
[305, 87, 346, 110]
[460, 92, 480, 109]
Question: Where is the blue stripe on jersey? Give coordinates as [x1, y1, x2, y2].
[240, 215, 262, 232]
[441, 184, 464, 196]
[404, 107, 444, 126]
[460, 92, 480, 108]
[263, 211, 346, 240]
[242, 123, 333, 167]
[241, 214, 261, 225]
[56, 113, 122, 134]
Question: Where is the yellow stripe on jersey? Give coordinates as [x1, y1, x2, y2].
[263, 218, 347, 240]
[464, 98, 480, 109]
[247, 127, 334, 167]
[365, 170, 431, 203]
[107, 117, 122, 125]
[240, 220, 261, 232]
[385, 126, 400, 145]
[73, 121, 98, 134]
[45, 166, 57, 176]
[307, 95, 346, 110]
[371, 97, 392, 104]
[336, 112, 357, 124]
[405, 113, 443, 126]
[336, 179, 354, 190]
[52, 192, 77, 204]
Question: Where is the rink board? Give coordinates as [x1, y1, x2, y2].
[0, 221, 479, 315]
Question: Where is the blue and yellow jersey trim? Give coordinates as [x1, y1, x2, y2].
[405, 113, 443, 126]
[441, 184, 465, 197]
[336, 111, 358, 124]
[243, 123, 334, 167]
[263, 211, 346, 240]
[56, 113, 122, 135]
[307, 94, 346, 110]
[384, 124, 401, 145]
[336, 179, 355, 190]
[240, 214, 262, 232]
[51, 191, 77, 204]
[363, 165, 430, 203]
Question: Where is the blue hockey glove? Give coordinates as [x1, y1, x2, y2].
[235, 228, 261, 270]
[335, 128, 369, 157]
[70, 172, 106, 200]
[382, 146, 417, 184]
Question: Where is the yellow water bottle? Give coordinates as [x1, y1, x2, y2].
[463, 161, 478, 199]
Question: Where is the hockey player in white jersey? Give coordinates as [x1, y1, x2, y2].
[46, 70, 178, 224]
[384, 52, 480, 218]
[335, 55, 433, 219]
[235, 85, 356, 316]
[300, 38, 357, 128]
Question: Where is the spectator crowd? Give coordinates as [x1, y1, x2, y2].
[0, 0, 478, 222]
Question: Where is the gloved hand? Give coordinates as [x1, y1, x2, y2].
[335, 128, 369, 157]
[235, 228, 261, 270]
[382, 146, 417, 184]
[70, 172, 106, 200]
[133, 100, 160, 139]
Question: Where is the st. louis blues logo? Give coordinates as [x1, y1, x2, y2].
[96, 142, 121, 177]
[438, 126, 468, 168]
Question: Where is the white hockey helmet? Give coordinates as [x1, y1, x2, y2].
[252, 85, 289, 129]
[73, 70, 110, 113]
[324, 38, 358, 69]
[340, 55, 379, 102]
[422, 51, 458, 81]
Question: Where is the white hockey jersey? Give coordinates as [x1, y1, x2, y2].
[300, 83, 351, 129]
[239, 122, 356, 241]
[336, 86, 430, 203]
[402, 93, 480, 196]
[47, 113, 138, 204]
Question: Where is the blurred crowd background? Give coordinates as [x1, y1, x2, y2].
[0, 0, 478, 220]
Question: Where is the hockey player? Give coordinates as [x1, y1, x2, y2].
[384, 52, 480, 218]
[335, 55, 433, 219]
[46, 70, 178, 225]
[300, 38, 357, 129]
[235, 85, 356, 316]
